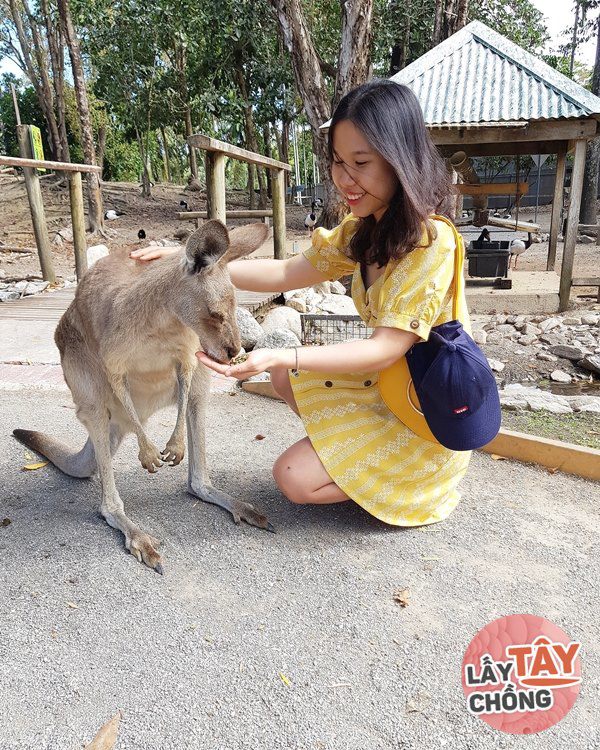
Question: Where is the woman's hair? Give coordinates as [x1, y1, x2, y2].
[328, 79, 455, 267]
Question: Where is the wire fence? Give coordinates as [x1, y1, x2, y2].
[300, 314, 372, 346]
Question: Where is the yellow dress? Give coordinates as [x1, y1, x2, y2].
[288, 213, 472, 526]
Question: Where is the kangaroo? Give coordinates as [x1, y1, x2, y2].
[13, 220, 272, 574]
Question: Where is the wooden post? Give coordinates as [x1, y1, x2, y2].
[547, 148, 566, 271]
[271, 168, 286, 260]
[16, 125, 56, 283]
[69, 171, 88, 280]
[559, 139, 587, 311]
[204, 152, 213, 218]
[207, 152, 226, 222]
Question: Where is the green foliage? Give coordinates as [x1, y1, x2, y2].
[0, 74, 48, 156]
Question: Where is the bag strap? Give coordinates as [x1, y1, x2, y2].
[429, 214, 464, 322]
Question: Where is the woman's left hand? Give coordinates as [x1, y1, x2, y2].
[196, 348, 291, 379]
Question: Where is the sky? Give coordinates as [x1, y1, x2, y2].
[0, 3, 598, 78]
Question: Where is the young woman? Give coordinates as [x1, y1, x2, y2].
[131, 79, 471, 527]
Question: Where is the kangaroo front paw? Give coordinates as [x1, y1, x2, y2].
[125, 530, 163, 574]
[161, 439, 185, 466]
[138, 443, 163, 473]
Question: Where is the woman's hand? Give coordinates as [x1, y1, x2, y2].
[196, 348, 293, 379]
[129, 246, 181, 262]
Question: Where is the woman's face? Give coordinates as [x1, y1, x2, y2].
[331, 119, 399, 222]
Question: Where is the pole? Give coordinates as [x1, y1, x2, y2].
[10, 84, 21, 125]
[69, 171, 88, 280]
[16, 125, 55, 283]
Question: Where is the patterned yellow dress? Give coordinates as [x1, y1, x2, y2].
[288, 213, 472, 526]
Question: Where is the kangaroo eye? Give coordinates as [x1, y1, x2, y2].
[210, 311, 225, 322]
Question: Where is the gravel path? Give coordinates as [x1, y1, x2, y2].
[0, 388, 598, 749]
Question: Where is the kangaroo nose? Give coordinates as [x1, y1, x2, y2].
[227, 346, 240, 361]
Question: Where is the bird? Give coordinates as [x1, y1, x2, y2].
[180, 200, 189, 211]
[104, 209, 124, 220]
[313, 198, 324, 208]
[304, 200, 320, 234]
[502, 212, 512, 220]
[476, 228, 491, 244]
[509, 236, 532, 269]
[137, 229, 146, 241]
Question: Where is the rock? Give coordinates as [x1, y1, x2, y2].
[513, 315, 527, 331]
[0, 290, 20, 302]
[261, 306, 302, 340]
[254, 328, 302, 350]
[312, 281, 331, 295]
[13, 280, 28, 292]
[330, 280, 347, 295]
[550, 370, 572, 383]
[52, 233, 64, 246]
[500, 395, 528, 410]
[471, 329, 487, 345]
[549, 344, 584, 361]
[57, 226, 73, 242]
[317, 293, 358, 316]
[62, 279, 77, 288]
[536, 351, 558, 362]
[579, 234, 595, 244]
[236, 307, 263, 350]
[577, 355, 600, 375]
[286, 297, 307, 313]
[582, 314, 600, 326]
[496, 324, 516, 334]
[539, 334, 563, 346]
[569, 396, 600, 414]
[527, 395, 572, 413]
[522, 323, 541, 336]
[518, 333, 538, 346]
[538, 317, 561, 333]
[87, 244, 109, 268]
[562, 316, 581, 326]
[485, 332, 503, 344]
[23, 281, 49, 296]
[487, 358, 505, 372]
[505, 315, 517, 324]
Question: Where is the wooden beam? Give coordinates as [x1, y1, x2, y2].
[572, 276, 600, 286]
[177, 210, 273, 220]
[487, 217, 540, 233]
[68, 171, 88, 280]
[559, 139, 587, 311]
[271, 168, 287, 260]
[548, 148, 567, 271]
[439, 141, 570, 158]
[0, 154, 101, 173]
[188, 134, 292, 172]
[431, 119, 596, 147]
[457, 182, 529, 196]
[206, 152, 226, 223]
[16, 126, 56, 283]
[481, 428, 600, 482]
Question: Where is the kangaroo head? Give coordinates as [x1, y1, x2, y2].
[170, 220, 269, 363]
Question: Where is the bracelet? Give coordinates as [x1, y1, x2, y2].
[293, 346, 299, 371]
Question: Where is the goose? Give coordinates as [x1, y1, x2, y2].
[304, 200, 320, 234]
[476, 228, 491, 244]
[180, 200, 190, 211]
[509, 237, 532, 269]
[104, 209, 124, 220]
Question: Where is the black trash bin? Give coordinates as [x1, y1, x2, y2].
[467, 239, 511, 281]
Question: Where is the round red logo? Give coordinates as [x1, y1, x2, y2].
[462, 614, 582, 734]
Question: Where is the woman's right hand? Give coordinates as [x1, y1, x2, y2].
[129, 246, 181, 262]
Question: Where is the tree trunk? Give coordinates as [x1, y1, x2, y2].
[580, 13, 600, 225]
[233, 60, 268, 209]
[185, 106, 198, 179]
[160, 126, 171, 182]
[263, 122, 272, 199]
[136, 127, 152, 199]
[57, 0, 104, 233]
[389, 0, 411, 75]
[97, 122, 107, 176]
[333, 0, 374, 110]
[42, 0, 71, 164]
[432, 0, 444, 46]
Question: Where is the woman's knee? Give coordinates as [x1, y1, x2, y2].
[272, 452, 309, 504]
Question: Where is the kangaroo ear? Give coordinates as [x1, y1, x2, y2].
[185, 220, 230, 274]
[223, 222, 269, 262]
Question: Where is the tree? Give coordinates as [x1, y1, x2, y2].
[269, 0, 374, 227]
[57, 0, 104, 232]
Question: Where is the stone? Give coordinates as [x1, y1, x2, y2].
[497, 324, 516, 334]
[254, 328, 302, 350]
[550, 370, 572, 383]
[0, 290, 20, 302]
[536, 351, 558, 362]
[87, 244, 109, 268]
[317, 293, 358, 316]
[330, 280, 347, 295]
[538, 317, 561, 333]
[286, 297, 307, 313]
[57, 226, 73, 242]
[539, 334, 563, 346]
[579, 234, 595, 244]
[472, 329, 487, 345]
[526, 396, 572, 414]
[485, 332, 503, 344]
[487, 358, 505, 372]
[522, 323, 541, 336]
[13, 280, 28, 292]
[500, 396, 527, 410]
[261, 305, 302, 340]
[577, 355, 600, 375]
[513, 315, 527, 331]
[582, 314, 600, 326]
[549, 344, 584, 361]
[236, 307, 263, 350]
[23, 281, 49, 296]
[518, 334, 538, 346]
[569, 396, 600, 414]
[505, 315, 517, 324]
[562, 316, 581, 326]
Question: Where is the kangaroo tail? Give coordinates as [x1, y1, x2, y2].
[13, 429, 96, 478]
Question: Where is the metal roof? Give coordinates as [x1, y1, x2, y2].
[389, 20, 600, 125]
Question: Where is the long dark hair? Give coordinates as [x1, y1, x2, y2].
[328, 79, 454, 268]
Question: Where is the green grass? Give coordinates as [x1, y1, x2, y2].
[501, 409, 600, 450]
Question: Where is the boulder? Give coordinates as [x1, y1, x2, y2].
[236, 307, 263, 350]
[536, 351, 558, 362]
[549, 344, 584, 361]
[472, 329, 487, 345]
[317, 293, 359, 316]
[582, 314, 600, 326]
[487, 358, 505, 372]
[330, 280, 347, 295]
[286, 297, 307, 313]
[0, 290, 20, 302]
[261, 306, 302, 340]
[550, 370, 572, 383]
[518, 334, 538, 346]
[577, 355, 600, 376]
[538, 317, 561, 333]
[87, 244, 109, 268]
[254, 328, 302, 350]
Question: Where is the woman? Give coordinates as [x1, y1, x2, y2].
[131, 79, 471, 527]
